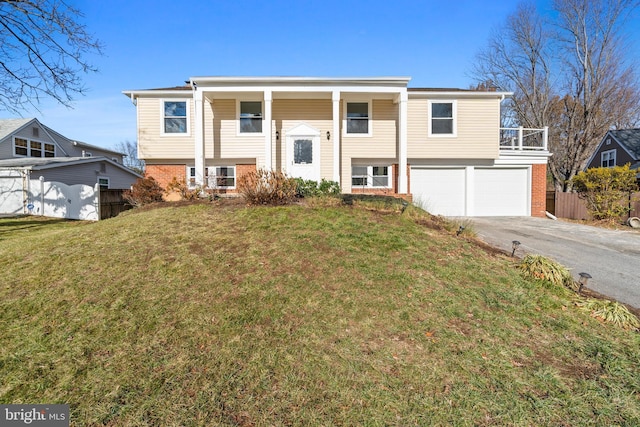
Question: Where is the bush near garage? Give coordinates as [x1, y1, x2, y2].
[571, 164, 638, 221]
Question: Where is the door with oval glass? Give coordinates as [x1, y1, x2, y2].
[286, 124, 320, 181]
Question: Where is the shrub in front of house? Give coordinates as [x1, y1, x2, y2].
[295, 178, 341, 198]
[237, 169, 298, 205]
[165, 177, 201, 201]
[123, 176, 165, 207]
[571, 164, 638, 221]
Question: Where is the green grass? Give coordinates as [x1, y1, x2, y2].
[1, 204, 639, 426]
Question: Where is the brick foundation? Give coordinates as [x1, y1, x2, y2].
[145, 164, 186, 190]
[531, 163, 547, 217]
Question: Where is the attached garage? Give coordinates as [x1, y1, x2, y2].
[411, 166, 530, 216]
[474, 168, 529, 216]
[411, 167, 466, 216]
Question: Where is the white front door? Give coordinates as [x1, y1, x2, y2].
[286, 124, 321, 181]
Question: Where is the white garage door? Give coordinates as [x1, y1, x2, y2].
[411, 168, 466, 216]
[411, 166, 530, 216]
[474, 168, 529, 216]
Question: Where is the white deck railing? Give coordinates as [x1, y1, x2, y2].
[500, 126, 548, 151]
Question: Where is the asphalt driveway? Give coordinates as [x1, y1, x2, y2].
[470, 217, 640, 308]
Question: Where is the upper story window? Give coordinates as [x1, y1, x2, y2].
[346, 102, 370, 135]
[429, 101, 457, 137]
[13, 137, 55, 158]
[239, 101, 262, 133]
[601, 149, 616, 167]
[163, 100, 188, 134]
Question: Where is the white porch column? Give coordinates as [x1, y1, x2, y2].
[193, 87, 205, 185]
[398, 90, 408, 194]
[264, 90, 273, 170]
[332, 90, 341, 184]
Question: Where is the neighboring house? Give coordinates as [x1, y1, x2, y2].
[0, 118, 140, 189]
[0, 157, 141, 190]
[123, 76, 551, 217]
[586, 129, 640, 177]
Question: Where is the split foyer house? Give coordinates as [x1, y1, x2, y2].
[123, 77, 550, 216]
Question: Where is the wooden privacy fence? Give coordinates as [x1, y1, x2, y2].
[547, 191, 640, 220]
[99, 189, 132, 220]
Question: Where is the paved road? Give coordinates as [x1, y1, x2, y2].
[470, 217, 640, 308]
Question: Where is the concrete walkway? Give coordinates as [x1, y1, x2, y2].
[470, 216, 640, 308]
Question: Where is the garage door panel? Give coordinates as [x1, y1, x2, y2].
[411, 168, 465, 216]
[474, 168, 528, 216]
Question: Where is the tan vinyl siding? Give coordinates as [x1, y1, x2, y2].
[407, 97, 500, 159]
[213, 99, 263, 165]
[273, 99, 333, 180]
[342, 100, 398, 158]
[341, 100, 398, 192]
[137, 97, 195, 160]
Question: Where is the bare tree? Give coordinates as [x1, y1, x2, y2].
[0, 0, 103, 114]
[473, 0, 640, 191]
[115, 140, 145, 175]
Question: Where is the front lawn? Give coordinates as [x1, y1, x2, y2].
[1, 203, 638, 425]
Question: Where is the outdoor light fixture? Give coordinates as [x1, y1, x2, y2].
[511, 240, 521, 257]
[275, 131, 279, 140]
[456, 225, 465, 236]
[578, 272, 592, 293]
[327, 131, 331, 140]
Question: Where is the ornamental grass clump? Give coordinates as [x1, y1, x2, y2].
[576, 299, 640, 331]
[518, 254, 574, 289]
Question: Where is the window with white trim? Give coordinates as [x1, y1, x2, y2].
[429, 101, 456, 136]
[351, 165, 391, 188]
[13, 137, 55, 157]
[346, 102, 370, 134]
[601, 149, 616, 167]
[208, 166, 236, 189]
[163, 100, 188, 134]
[187, 166, 197, 187]
[97, 177, 110, 189]
[239, 101, 262, 133]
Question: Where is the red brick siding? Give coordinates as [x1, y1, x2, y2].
[145, 164, 185, 190]
[531, 163, 547, 217]
[219, 164, 256, 195]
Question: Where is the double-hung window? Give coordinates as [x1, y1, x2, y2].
[97, 177, 110, 189]
[163, 101, 188, 134]
[351, 165, 390, 188]
[429, 101, 456, 136]
[239, 101, 262, 133]
[208, 166, 236, 189]
[346, 102, 370, 134]
[601, 149, 616, 167]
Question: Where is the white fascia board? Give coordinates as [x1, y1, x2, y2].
[194, 85, 407, 94]
[189, 76, 412, 87]
[496, 153, 552, 165]
[122, 90, 193, 98]
[408, 91, 513, 99]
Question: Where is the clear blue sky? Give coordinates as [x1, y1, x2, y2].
[1, 0, 639, 151]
